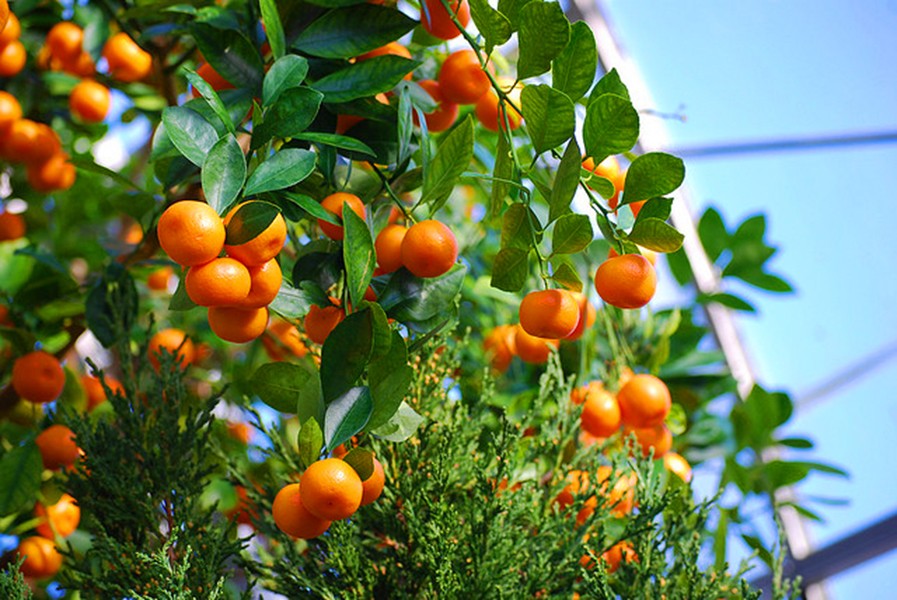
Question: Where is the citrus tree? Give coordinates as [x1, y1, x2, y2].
[0, 0, 841, 598]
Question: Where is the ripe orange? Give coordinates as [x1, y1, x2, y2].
[617, 374, 671, 428]
[0, 211, 25, 241]
[663, 452, 693, 483]
[594, 254, 657, 309]
[483, 324, 517, 373]
[157, 201, 226, 266]
[582, 155, 625, 208]
[146, 266, 174, 291]
[236, 258, 282, 308]
[16, 536, 63, 579]
[80, 374, 124, 411]
[0, 0, 8, 32]
[421, 0, 470, 40]
[262, 318, 309, 360]
[184, 257, 251, 306]
[519, 289, 580, 339]
[595, 465, 636, 518]
[580, 382, 622, 438]
[608, 246, 657, 266]
[0, 11, 19, 46]
[0, 90, 21, 129]
[147, 328, 195, 370]
[26, 153, 76, 193]
[565, 291, 596, 340]
[513, 325, 557, 364]
[401, 219, 457, 278]
[438, 49, 490, 105]
[414, 79, 459, 133]
[35, 425, 81, 470]
[102, 32, 152, 82]
[223, 202, 288, 266]
[191, 62, 234, 98]
[356, 42, 413, 80]
[374, 224, 407, 274]
[304, 302, 345, 345]
[317, 192, 366, 241]
[69, 79, 110, 123]
[625, 423, 672, 458]
[12, 350, 66, 404]
[602, 541, 638, 574]
[299, 458, 364, 521]
[554, 469, 589, 511]
[474, 83, 522, 132]
[360, 457, 386, 506]
[46, 22, 84, 63]
[272, 482, 332, 539]
[35, 493, 80, 539]
[207, 305, 268, 343]
[2, 120, 60, 165]
[61, 50, 95, 77]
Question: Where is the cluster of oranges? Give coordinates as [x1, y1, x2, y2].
[18, 491, 81, 577]
[157, 200, 287, 344]
[272, 456, 385, 540]
[0, 1, 24, 78]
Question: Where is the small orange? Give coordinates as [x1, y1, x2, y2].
[437, 49, 490, 105]
[46, 22, 84, 63]
[0, 39, 26, 77]
[582, 155, 625, 208]
[594, 254, 657, 309]
[12, 350, 66, 404]
[184, 257, 251, 307]
[0, 90, 21, 128]
[207, 305, 268, 343]
[224, 202, 288, 266]
[0, 11, 19, 46]
[483, 324, 517, 373]
[356, 42, 413, 80]
[617, 374, 671, 428]
[35, 493, 80, 539]
[147, 328, 195, 370]
[157, 201, 226, 266]
[519, 289, 580, 339]
[0, 211, 25, 241]
[317, 192, 366, 241]
[236, 258, 282, 308]
[421, 0, 470, 40]
[102, 32, 152, 82]
[191, 62, 234, 98]
[262, 318, 309, 360]
[61, 50, 95, 77]
[80, 374, 123, 411]
[0, 0, 8, 32]
[2, 120, 61, 165]
[513, 325, 557, 364]
[554, 469, 589, 512]
[608, 246, 657, 266]
[146, 266, 174, 291]
[304, 302, 345, 345]
[595, 465, 636, 518]
[414, 79, 459, 133]
[35, 424, 81, 470]
[663, 452, 693, 483]
[580, 382, 621, 438]
[299, 458, 364, 521]
[16, 536, 63, 579]
[474, 82, 522, 132]
[565, 291, 596, 341]
[625, 423, 672, 458]
[26, 153, 76, 193]
[69, 79, 110, 123]
[602, 541, 638, 574]
[272, 482, 332, 539]
[360, 457, 385, 506]
[401, 219, 457, 278]
[374, 224, 407, 274]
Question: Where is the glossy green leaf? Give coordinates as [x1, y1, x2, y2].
[343, 447, 375, 481]
[321, 308, 374, 402]
[627, 217, 684, 253]
[732, 270, 794, 293]
[192, 23, 263, 90]
[224, 201, 280, 245]
[550, 260, 582, 292]
[501, 202, 537, 251]
[311, 55, 419, 103]
[293, 132, 376, 157]
[623, 152, 685, 204]
[582, 94, 639, 164]
[520, 84, 575, 154]
[368, 330, 413, 430]
[293, 5, 417, 59]
[634, 197, 674, 224]
[0, 443, 42, 516]
[202, 135, 246, 215]
[343, 207, 375, 310]
[184, 70, 234, 134]
[697, 292, 756, 313]
[269, 281, 328, 319]
[552, 21, 596, 102]
[250, 361, 323, 421]
[371, 401, 424, 442]
[698, 206, 729, 263]
[252, 87, 324, 148]
[259, 0, 286, 59]
[517, 1, 570, 80]
[298, 417, 324, 468]
[378, 264, 467, 323]
[549, 139, 582, 223]
[470, 0, 512, 55]
[421, 115, 474, 212]
[491, 247, 529, 292]
[324, 386, 373, 452]
[244, 149, 316, 196]
[168, 275, 196, 312]
[262, 55, 309, 107]
[162, 106, 219, 167]
[497, 0, 536, 31]
[490, 132, 514, 219]
[552, 213, 592, 255]
[281, 192, 339, 224]
[589, 68, 630, 103]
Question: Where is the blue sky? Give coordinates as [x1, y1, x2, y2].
[600, 0, 897, 596]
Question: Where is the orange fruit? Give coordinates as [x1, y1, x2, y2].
[0, 39, 26, 77]
[595, 465, 636, 518]
[224, 484, 259, 525]
[61, 50, 95, 77]
[35, 493, 80, 539]
[519, 289, 580, 339]
[299, 458, 364, 521]
[0, 0, 8, 32]
[3, 120, 61, 165]
[157, 201, 226, 266]
[360, 457, 386, 506]
[0, 211, 25, 241]
[401, 219, 457, 278]
[35, 425, 81, 470]
[191, 62, 234, 98]
[421, 0, 470, 40]
[374, 224, 407, 274]
[483, 324, 517, 373]
[594, 254, 657, 309]
[26, 153, 76, 193]
[663, 452, 693, 483]
[272, 482, 332, 539]
[317, 192, 366, 241]
[602, 541, 638, 574]
[608, 246, 657, 266]
[0, 90, 21, 128]
[0, 11, 19, 46]
[69, 79, 110, 123]
[565, 291, 596, 341]
[304, 302, 345, 345]
[437, 49, 490, 105]
[16, 536, 63, 579]
[146, 266, 174, 291]
[262, 319, 309, 360]
[580, 382, 621, 438]
[554, 469, 589, 511]
[226, 421, 252, 445]
[474, 82, 522, 132]
[356, 42, 413, 80]
[617, 374, 671, 428]
[46, 22, 84, 63]
[80, 374, 124, 411]
[513, 325, 557, 364]
[184, 257, 251, 306]
[147, 328, 195, 370]
[207, 305, 268, 344]
[625, 423, 672, 458]
[223, 202, 288, 266]
[236, 258, 282, 308]
[582, 155, 625, 208]
[102, 32, 152, 82]
[12, 350, 66, 404]
[414, 79, 459, 133]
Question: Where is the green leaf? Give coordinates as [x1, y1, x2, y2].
[733, 270, 794, 293]
[168, 276, 197, 311]
[225, 201, 280, 245]
[269, 281, 326, 319]
[294, 132, 376, 157]
[321, 307, 374, 402]
[421, 115, 474, 212]
[372, 401, 424, 442]
[627, 217, 684, 253]
[551, 21, 596, 102]
[580, 169, 616, 200]
[633, 197, 673, 224]
[162, 106, 219, 167]
[324, 386, 373, 452]
[343, 208, 376, 310]
[378, 264, 467, 324]
[252, 87, 324, 148]
[259, 0, 286, 59]
[777, 437, 814, 450]
[0, 443, 42, 516]
[293, 5, 417, 59]
[185, 70, 234, 134]
[697, 292, 756, 313]
[623, 152, 685, 204]
[368, 330, 413, 430]
[85, 262, 138, 347]
[298, 417, 324, 468]
[517, 1, 570, 80]
[250, 362, 324, 421]
[501, 203, 539, 251]
[497, 0, 536, 31]
[589, 68, 630, 103]
[491, 247, 529, 292]
[549, 139, 582, 223]
[244, 149, 316, 196]
[202, 135, 246, 215]
[343, 447, 374, 481]
[550, 260, 582, 292]
[312, 55, 419, 103]
[71, 157, 143, 192]
[490, 132, 514, 219]
[551, 213, 592, 255]
[698, 207, 729, 263]
[192, 24, 263, 90]
[281, 192, 339, 224]
[520, 84, 575, 154]
[470, 0, 512, 55]
[262, 54, 309, 107]
[582, 94, 639, 164]
[731, 385, 793, 451]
